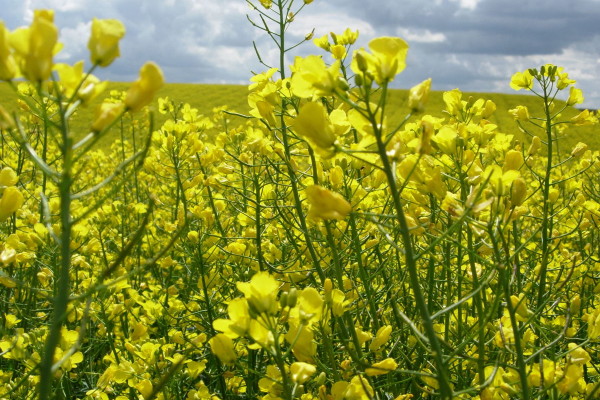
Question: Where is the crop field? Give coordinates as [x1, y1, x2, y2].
[0, 2, 599, 400]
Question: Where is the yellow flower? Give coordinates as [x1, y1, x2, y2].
[88, 18, 126, 67]
[567, 86, 584, 106]
[313, 35, 330, 51]
[370, 325, 392, 352]
[125, 62, 164, 112]
[9, 10, 59, 81]
[0, 22, 17, 80]
[509, 105, 530, 121]
[0, 167, 18, 187]
[408, 78, 432, 112]
[292, 101, 336, 149]
[306, 185, 351, 220]
[54, 61, 107, 105]
[353, 37, 409, 84]
[209, 334, 237, 364]
[259, 0, 272, 8]
[290, 55, 341, 98]
[365, 358, 398, 376]
[0, 186, 24, 222]
[236, 271, 280, 314]
[443, 89, 463, 116]
[91, 102, 125, 133]
[290, 362, 317, 384]
[510, 70, 534, 91]
[570, 109, 597, 126]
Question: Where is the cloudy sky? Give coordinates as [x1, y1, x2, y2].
[3, 0, 600, 108]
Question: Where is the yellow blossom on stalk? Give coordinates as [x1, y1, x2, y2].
[567, 86, 584, 106]
[365, 358, 398, 376]
[370, 325, 392, 352]
[306, 185, 352, 220]
[528, 135, 542, 156]
[88, 18, 125, 67]
[443, 88, 464, 116]
[509, 105, 530, 121]
[0, 22, 17, 80]
[330, 44, 346, 60]
[570, 109, 597, 126]
[0, 186, 24, 222]
[236, 271, 280, 314]
[259, 0, 272, 8]
[9, 10, 59, 82]
[0, 167, 18, 186]
[209, 333, 237, 364]
[352, 37, 409, 84]
[290, 55, 341, 98]
[54, 61, 107, 105]
[338, 28, 359, 45]
[510, 177, 527, 206]
[290, 362, 317, 384]
[91, 102, 125, 132]
[125, 61, 164, 112]
[313, 34, 330, 51]
[503, 149, 524, 172]
[213, 298, 251, 338]
[570, 142, 588, 158]
[510, 70, 534, 91]
[408, 78, 432, 112]
[292, 101, 337, 150]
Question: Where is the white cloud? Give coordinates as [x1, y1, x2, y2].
[56, 21, 90, 61]
[449, 0, 481, 10]
[396, 28, 447, 43]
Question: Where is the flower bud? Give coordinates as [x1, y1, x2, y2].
[510, 177, 527, 206]
[408, 78, 432, 113]
[528, 136, 542, 156]
[0, 186, 24, 221]
[125, 62, 164, 112]
[91, 102, 125, 132]
[570, 142, 588, 158]
[88, 18, 125, 67]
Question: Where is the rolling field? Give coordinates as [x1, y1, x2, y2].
[2, 82, 596, 152]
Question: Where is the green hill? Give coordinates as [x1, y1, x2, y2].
[1, 82, 597, 152]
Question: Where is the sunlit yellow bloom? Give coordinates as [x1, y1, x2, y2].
[54, 61, 107, 105]
[0, 167, 18, 187]
[330, 44, 347, 60]
[510, 70, 534, 91]
[259, 0, 272, 8]
[508, 105, 529, 121]
[0, 22, 17, 80]
[352, 37, 409, 84]
[125, 61, 164, 112]
[566, 86, 584, 106]
[313, 34, 330, 51]
[88, 18, 125, 67]
[0, 186, 24, 221]
[443, 89, 463, 116]
[290, 362, 317, 384]
[292, 101, 337, 149]
[290, 55, 341, 98]
[510, 177, 527, 206]
[365, 358, 397, 376]
[91, 102, 125, 132]
[432, 126, 458, 154]
[236, 271, 280, 314]
[339, 28, 359, 45]
[9, 10, 59, 81]
[570, 142, 588, 158]
[209, 333, 237, 364]
[528, 136, 542, 156]
[408, 78, 432, 112]
[370, 325, 392, 352]
[306, 185, 351, 220]
[570, 109, 597, 126]
[503, 150, 524, 172]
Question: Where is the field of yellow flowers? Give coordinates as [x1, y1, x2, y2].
[1, 1, 599, 400]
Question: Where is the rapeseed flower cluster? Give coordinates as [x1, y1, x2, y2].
[1, 1, 599, 400]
